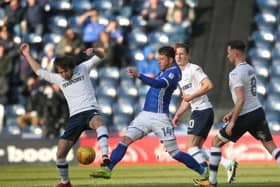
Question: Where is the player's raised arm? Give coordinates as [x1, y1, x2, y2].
[84, 47, 105, 59]
[20, 43, 41, 72]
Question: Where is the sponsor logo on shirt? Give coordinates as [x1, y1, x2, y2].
[62, 75, 85, 88]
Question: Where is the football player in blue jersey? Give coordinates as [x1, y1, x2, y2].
[90, 46, 208, 179]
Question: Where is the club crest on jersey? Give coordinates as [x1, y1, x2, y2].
[168, 73, 174, 79]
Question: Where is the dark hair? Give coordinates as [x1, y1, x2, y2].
[158, 46, 175, 59]
[54, 55, 76, 72]
[228, 40, 246, 52]
[174, 43, 191, 54]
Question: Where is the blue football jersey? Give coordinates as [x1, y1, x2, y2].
[140, 62, 181, 114]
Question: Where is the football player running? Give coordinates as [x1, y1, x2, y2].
[173, 43, 238, 184]
[194, 40, 280, 187]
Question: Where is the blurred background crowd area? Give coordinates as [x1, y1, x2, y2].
[0, 0, 279, 139]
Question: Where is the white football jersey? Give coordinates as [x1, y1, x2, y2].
[178, 63, 212, 111]
[36, 56, 101, 117]
[229, 62, 262, 115]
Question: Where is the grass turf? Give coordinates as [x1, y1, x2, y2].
[0, 164, 279, 187]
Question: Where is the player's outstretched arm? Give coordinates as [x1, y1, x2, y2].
[20, 43, 41, 72]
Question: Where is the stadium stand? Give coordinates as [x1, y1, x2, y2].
[1, 0, 279, 139]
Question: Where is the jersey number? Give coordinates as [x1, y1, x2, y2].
[189, 119, 195, 128]
[161, 127, 174, 137]
[250, 77, 257, 96]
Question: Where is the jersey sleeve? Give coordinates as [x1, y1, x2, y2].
[139, 74, 168, 88]
[81, 55, 101, 71]
[193, 65, 207, 82]
[36, 69, 61, 84]
[229, 70, 243, 89]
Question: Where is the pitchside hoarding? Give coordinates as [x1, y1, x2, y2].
[0, 132, 279, 164]
[0, 139, 76, 164]
[79, 132, 280, 165]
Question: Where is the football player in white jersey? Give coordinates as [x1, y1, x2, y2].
[20, 43, 110, 187]
[173, 43, 237, 184]
[194, 40, 280, 187]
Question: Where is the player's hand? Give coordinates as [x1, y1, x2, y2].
[223, 111, 232, 123]
[19, 43, 30, 55]
[225, 122, 234, 136]
[172, 115, 179, 127]
[84, 47, 105, 58]
[127, 67, 139, 78]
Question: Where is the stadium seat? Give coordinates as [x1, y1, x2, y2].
[72, 0, 92, 14]
[269, 60, 280, 78]
[47, 15, 68, 35]
[128, 28, 148, 49]
[248, 46, 271, 60]
[130, 15, 147, 28]
[96, 79, 118, 101]
[43, 33, 62, 44]
[50, 0, 72, 13]
[97, 97, 113, 116]
[265, 111, 280, 132]
[251, 28, 275, 48]
[118, 79, 138, 100]
[112, 97, 135, 116]
[112, 113, 132, 131]
[251, 58, 270, 78]
[98, 66, 120, 82]
[256, 0, 278, 13]
[68, 16, 83, 34]
[254, 12, 277, 30]
[267, 78, 280, 95]
[264, 93, 280, 113]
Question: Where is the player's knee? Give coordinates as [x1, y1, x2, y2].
[162, 140, 179, 155]
[121, 136, 133, 146]
[89, 115, 103, 129]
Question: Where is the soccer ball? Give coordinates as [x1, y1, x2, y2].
[76, 146, 96, 165]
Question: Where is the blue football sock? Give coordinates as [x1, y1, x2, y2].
[108, 142, 128, 171]
[172, 151, 204, 175]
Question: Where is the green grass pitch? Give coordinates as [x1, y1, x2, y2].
[0, 164, 279, 187]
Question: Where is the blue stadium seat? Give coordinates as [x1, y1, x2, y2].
[112, 97, 135, 116]
[118, 79, 139, 100]
[265, 111, 280, 132]
[267, 77, 280, 95]
[50, 0, 72, 12]
[112, 113, 132, 131]
[72, 0, 92, 13]
[248, 46, 271, 61]
[264, 93, 280, 113]
[128, 28, 148, 49]
[254, 12, 277, 30]
[68, 16, 83, 34]
[43, 33, 62, 44]
[96, 79, 118, 101]
[251, 28, 275, 48]
[251, 58, 270, 78]
[47, 15, 68, 35]
[256, 0, 278, 13]
[98, 66, 120, 82]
